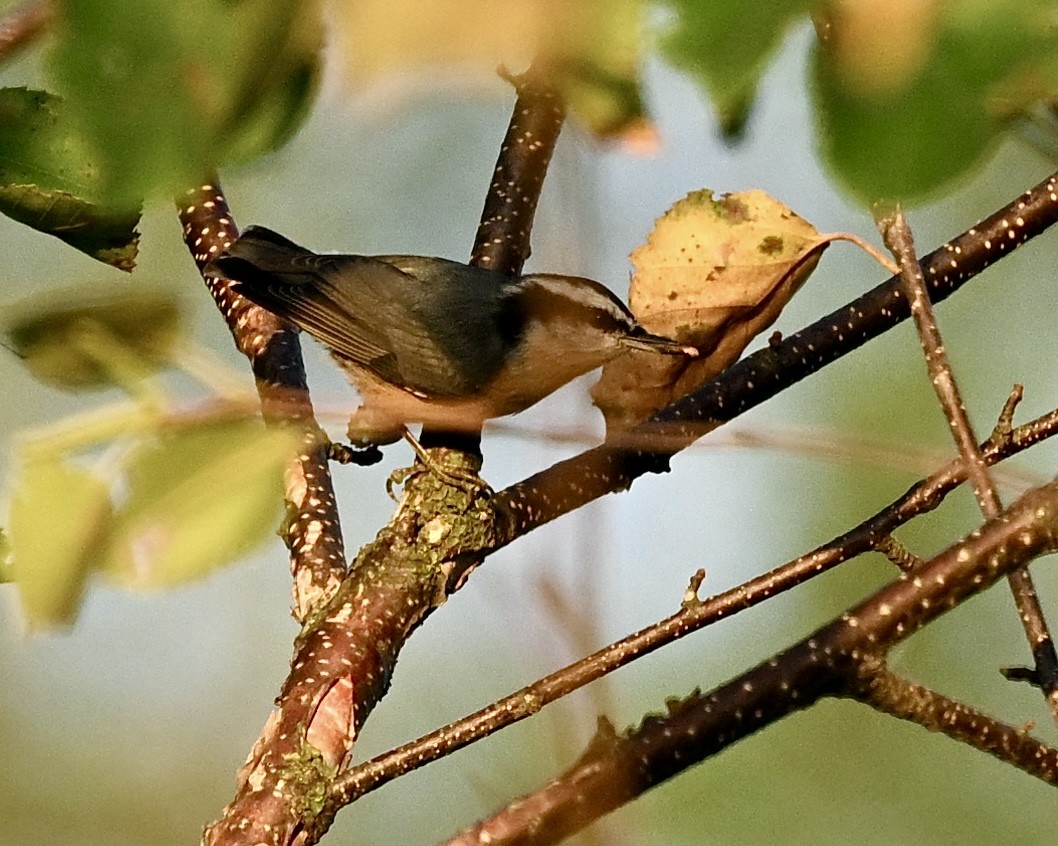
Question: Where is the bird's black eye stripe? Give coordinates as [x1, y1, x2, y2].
[515, 278, 633, 335]
[495, 289, 530, 348]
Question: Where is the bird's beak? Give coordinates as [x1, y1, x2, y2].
[621, 331, 698, 357]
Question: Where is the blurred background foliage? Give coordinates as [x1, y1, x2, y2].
[1, 1, 1058, 844]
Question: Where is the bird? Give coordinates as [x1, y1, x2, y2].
[205, 225, 696, 469]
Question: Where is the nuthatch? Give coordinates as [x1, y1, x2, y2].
[206, 226, 696, 450]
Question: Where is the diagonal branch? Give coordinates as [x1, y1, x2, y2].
[878, 209, 1002, 514]
[852, 662, 1057, 778]
[445, 478, 1058, 846]
[177, 181, 346, 616]
[325, 392, 1058, 807]
[880, 209, 1058, 724]
[492, 171, 1058, 540]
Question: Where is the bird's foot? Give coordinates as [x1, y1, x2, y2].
[327, 440, 384, 466]
[385, 427, 493, 502]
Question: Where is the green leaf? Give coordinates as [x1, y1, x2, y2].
[661, 0, 812, 138]
[9, 457, 113, 627]
[0, 88, 140, 269]
[0, 528, 11, 583]
[4, 290, 183, 391]
[551, 0, 648, 137]
[332, 0, 649, 138]
[813, 0, 1058, 203]
[48, 0, 322, 206]
[100, 419, 295, 588]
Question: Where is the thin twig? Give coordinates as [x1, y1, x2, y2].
[880, 208, 1058, 725]
[878, 208, 1001, 514]
[852, 661, 1058, 782]
[477, 418, 1046, 491]
[443, 479, 1058, 846]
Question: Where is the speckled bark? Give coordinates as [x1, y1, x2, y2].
[178, 183, 346, 616]
[187, 94, 1058, 846]
[495, 172, 1058, 537]
[447, 480, 1058, 846]
[197, 68, 566, 846]
[323, 396, 1058, 808]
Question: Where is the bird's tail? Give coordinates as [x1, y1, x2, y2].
[204, 225, 316, 284]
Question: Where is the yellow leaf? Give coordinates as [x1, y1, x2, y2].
[593, 189, 823, 432]
[100, 419, 296, 588]
[9, 457, 112, 628]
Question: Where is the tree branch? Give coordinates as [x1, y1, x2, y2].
[325, 392, 1058, 807]
[470, 66, 566, 275]
[852, 662, 1058, 782]
[879, 208, 1058, 724]
[445, 478, 1058, 846]
[177, 181, 346, 616]
[493, 171, 1058, 539]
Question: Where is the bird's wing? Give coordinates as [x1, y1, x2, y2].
[316, 256, 513, 396]
[208, 230, 510, 396]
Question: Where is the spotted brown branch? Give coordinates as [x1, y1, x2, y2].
[470, 66, 566, 275]
[493, 171, 1058, 539]
[420, 65, 565, 459]
[852, 662, 1058, 778]
[880, 209, 1058, 724]
[445, 479, 1058, 846]
[878, 209, 1003, 516]
[177, 182, 345, 614]
[324, 391, 1058, 808]
[199, 68, 566, 846]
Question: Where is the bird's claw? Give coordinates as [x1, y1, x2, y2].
[386, 462, 493, 503]
[327, 441, 384, 466]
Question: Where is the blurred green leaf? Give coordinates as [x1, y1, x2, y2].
[0, 88, 140, 268]
[48, 0, 322, 206]
[551, 0, 647, 137]
[9, 457, 112, 627]
[333, 0, 648, 138]
[661, 0, 811, 137]
[0, 527, 10, 582]
[4, 290, 182, 391]
[101, 419, 294, 588]
[813, 0, 1058, 203]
